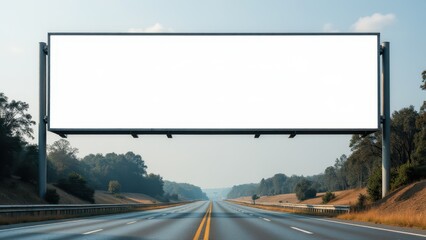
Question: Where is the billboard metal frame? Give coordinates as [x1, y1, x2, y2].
[47, 33, 381, 137]
[38, 33, 389, 200]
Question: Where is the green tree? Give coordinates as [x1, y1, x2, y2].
[227, 183, 258, 199]
[163, 181, 208, 200]
[324, 166, 338, 191]
[15, 144, 39, 183]
[391, 106, 419, 165]
[82, 151, 154, 195]
[108, 180, 121, 194]
[367, 166, 382, 201]
[334, 154, 349, 190]
[322, 191, 336, 204]
[414, 70, 426, 164]
[0, 93, 35, 180]
[48, 139, 83, 182]
[56, 172, 94, 203]
[294, 179, 317, 201]
[252, 194, 260, 205]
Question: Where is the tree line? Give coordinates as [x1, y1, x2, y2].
[46, 139, 165, 199]
[0, 93, 206, 202]
[228, 71, 425, 201]
[163, 181, 208, 201]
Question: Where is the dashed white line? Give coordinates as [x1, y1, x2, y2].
[258, 217, 271, 222]
[291, 227, 313, 235]
[147, 217, 155, 220]
[83, 229, 103, 235]
[126, 221, 137, 225]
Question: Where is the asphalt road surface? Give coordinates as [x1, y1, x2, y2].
[0, 201, 425, 240]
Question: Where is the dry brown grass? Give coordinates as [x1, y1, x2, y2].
[233, 180, 426, 230]
[338, 180, 426, 230]
[338, 209, 426, 229]
[234, 188, 366, 205]
[94, 191, 158, 204]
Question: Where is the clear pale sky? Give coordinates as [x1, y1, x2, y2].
[1, 0, 425, 189]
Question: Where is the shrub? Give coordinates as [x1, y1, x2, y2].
[322, 191, 336, 204]
[45, 188, 60, 204]
[108, 180, 121, 194]
[367, 167, 382, 201]
[295, 179, 317, 201]
[391, 162, 414, 190]
[356, 193, 367, 211]
[252, 194, 260, 204]
[56, 172, 94, 203]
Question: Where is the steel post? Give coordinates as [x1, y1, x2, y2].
[381, 42, 390, 198]
[38, 42, 47, 199]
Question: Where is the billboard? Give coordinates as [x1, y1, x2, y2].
[48, 33, 379, 135]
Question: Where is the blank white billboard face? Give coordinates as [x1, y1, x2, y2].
[48, 34, 379, 133]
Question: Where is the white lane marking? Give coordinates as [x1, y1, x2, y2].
[316, 219, 426, 238]
[83, 229, 103, 235]
[126, 221, 137, 225]
[0, 219, 87, 233]
[291, 227, 313, 235]
[262, 218, 271, 222]
[249, 214, 254, 216]
[162, 213, 168, 216]
[147, 217, 155, 220]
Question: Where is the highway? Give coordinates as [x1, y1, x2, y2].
[0, 201, 425, 239]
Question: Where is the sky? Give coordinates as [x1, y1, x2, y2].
[1, 0, 425, 189]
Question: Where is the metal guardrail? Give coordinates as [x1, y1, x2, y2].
[0, 202, 182, 217]
[234, 200, 350, 214]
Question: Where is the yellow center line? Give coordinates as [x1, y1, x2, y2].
[193, 202, 213, 240]
[203, 203, 213, 240]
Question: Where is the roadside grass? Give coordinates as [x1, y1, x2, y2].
[0, 203, 185, 226]
[230, 200, 426, 230]
[337, 209, 426, 230]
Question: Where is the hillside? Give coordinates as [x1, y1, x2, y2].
[373, 180, 426, 213]
[232, 180, 426, 229]
[0, 178, 160, 205]
[0, 178, 45, 204]
[233, 188, 366, 205]
[338, 180, 426, 229]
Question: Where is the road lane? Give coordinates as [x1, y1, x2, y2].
[222, 201, 426, 240]
[0, 200, 425, 240]
[0, 201, 209, 240]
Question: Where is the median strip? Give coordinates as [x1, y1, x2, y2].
[193, 202, 213, 240]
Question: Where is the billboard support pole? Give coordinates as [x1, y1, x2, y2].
[38, 42, 48, 199]
[381, 42, 390, 198]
